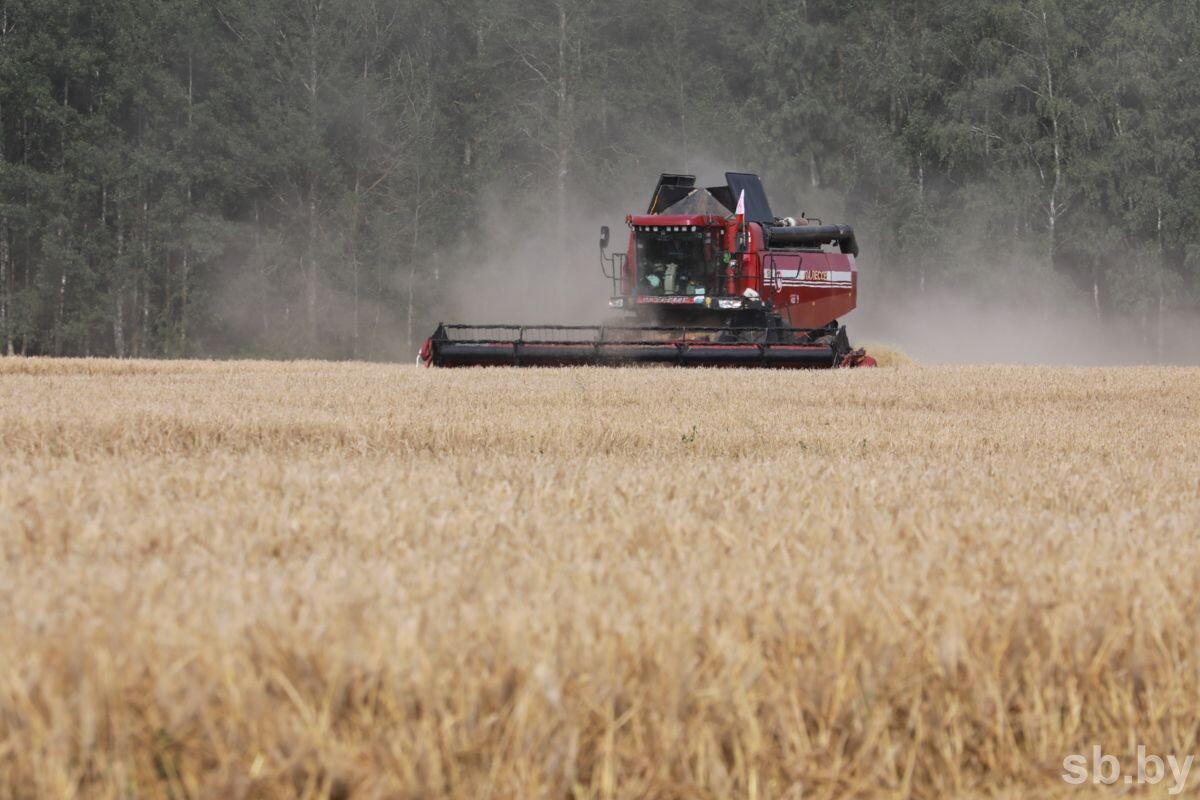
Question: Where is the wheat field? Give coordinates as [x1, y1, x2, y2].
[1, 358, 1198, 799]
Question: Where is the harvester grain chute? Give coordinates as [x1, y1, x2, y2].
[420, 172, 875, 369]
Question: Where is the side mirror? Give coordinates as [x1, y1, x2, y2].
[735, 231, 748, 254]
[600, 225, 611, 250]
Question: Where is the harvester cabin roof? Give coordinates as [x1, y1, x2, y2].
[627, 214, 725, 230]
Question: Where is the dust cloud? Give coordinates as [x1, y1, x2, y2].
[433, 169, 1200, 367]
[435, 188, 619, 329]
[850, 287, 1200, 366]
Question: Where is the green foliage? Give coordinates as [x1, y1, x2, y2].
[0, 0, 1197, 358]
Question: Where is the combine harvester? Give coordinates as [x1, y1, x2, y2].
[421, 172, 875, 369]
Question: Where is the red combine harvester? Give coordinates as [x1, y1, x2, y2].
[420, 172, 875, 368]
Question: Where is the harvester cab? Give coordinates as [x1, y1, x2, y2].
[420, 172, 875, 369]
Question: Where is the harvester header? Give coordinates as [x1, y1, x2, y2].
[421, 172, 874, 369]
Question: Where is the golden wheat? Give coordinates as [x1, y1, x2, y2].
[856, 343, 913, 368]
[1, 358, 1198, 799]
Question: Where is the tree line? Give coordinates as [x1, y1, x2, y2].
[1, 0, 1198, 359]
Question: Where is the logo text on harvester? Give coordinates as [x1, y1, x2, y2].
[1063, 746, 1194, 795]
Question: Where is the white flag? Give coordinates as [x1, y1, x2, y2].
[735, 189, 745, 218]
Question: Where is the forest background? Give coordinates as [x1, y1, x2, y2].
[2, 0, 1197, 361]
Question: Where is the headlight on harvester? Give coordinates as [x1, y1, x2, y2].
[718, 299, 744, 310]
